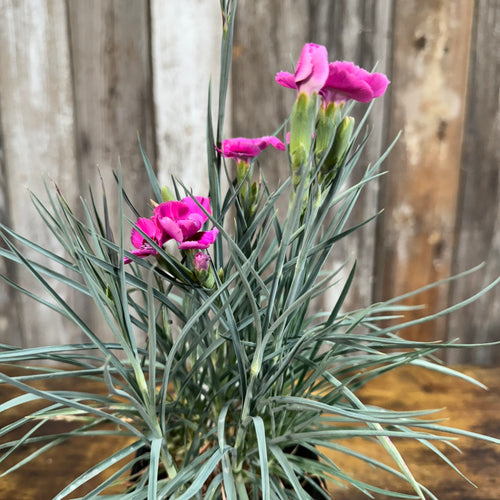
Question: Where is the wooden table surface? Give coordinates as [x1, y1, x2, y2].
[1, 364, 499, 499]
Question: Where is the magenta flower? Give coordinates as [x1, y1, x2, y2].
[154, 196, 219, 250]
[218, 136, 285, 162]
[275, 43, 329, 95]
[124, 217, 163, 264]
[320, 61, 390, 104]
[125, 196, 218, 263]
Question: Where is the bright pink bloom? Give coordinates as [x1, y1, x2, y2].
[124, 217, 162, 264]
[125, 196, 218, 263]
[154, 196, 218, 250]
[275, 43, 329, 95]
[320, 61, 390, 104]
[218, 136, 285, 162]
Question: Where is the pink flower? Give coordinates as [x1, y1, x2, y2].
[320, 61, 390, 104]
[154, 196, 218, 250]
[124, 217, 162, 264]
[125, 196, 218, 263]
[275, 43, 329, 95]
[218, 136, 285, 162]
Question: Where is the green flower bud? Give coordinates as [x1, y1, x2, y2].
[289, 92, 318, 186]
[249, 181, 259, 217]
[236, 160, 250, 186]
[161, 185, 175, 202]
[217, 267, 224, 282]
[320, 115, 355, 187]
[315, 102, 342, 165]
[331, 115, 354, 164]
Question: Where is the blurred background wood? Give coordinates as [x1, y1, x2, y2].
[0, 0, 498, 363]
[448, 0, 500, 366]
[375, 0, 474, 344]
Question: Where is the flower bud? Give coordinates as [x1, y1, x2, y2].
[236, 160, 250, 192]
[193, 252, 215, 288]
[331, 116, 354, 164]
[161, 185, 176, 202]
[320, 115, 354, 187]
[315, 102, 342, 166]
[194, 252, 210, 272]
[289, 92, 318, 186]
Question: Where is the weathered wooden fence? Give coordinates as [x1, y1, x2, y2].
[0, 0, 498, 365]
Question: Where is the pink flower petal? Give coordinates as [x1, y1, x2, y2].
[276, 43, 329, 96]
[260, 136, 286, 151]
[178, 228, 219, 250]
[131, 217, 158, 249]
[294, 43, 329, 95]
[275, 71, 297, 89]
[182, 196, 211, 220]
[124, 245, 157, 264]
[154, 201, 190, 220]
[218, 136, 285, 162]
[321, 61, 389, 104]
[157, 217, 184, 242]
[367, 72, 390, 98]
[177, 214, 204, 239]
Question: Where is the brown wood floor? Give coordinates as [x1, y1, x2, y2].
[0, 365, 499, 499]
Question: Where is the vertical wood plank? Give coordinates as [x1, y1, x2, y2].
[67, 0, 155, 219]
[67, 0, 155, 342]
[448, 1, 500, 365]
[232, 0, 392, 311]
[375, 0, 474, 342]
[0, 111, 23, 345]
[231, 0, 309, 227]
[232, 0, 309, 175]
[0, 0, 82, 346]
[150, 0, 222, 197]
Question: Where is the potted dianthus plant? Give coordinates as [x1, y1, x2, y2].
[0, 2, 498, 499]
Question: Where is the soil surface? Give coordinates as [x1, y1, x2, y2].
[1, 364, 499, 499]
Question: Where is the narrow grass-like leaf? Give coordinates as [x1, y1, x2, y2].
[53, 441, 143, 499]
[252, 416, 270, 499]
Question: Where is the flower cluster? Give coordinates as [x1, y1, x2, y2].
[275, 43, 390, 104]
[219, 43, 389, 166]
[126, 43, 389, 266]
[124, 196, 218, 264]
[218, 43, 389, 192]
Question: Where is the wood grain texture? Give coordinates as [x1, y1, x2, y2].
[375, 0, 474, 343]
[0, 0, 81, 346]
[0, 110, 23, 345]
[232, 0, 309, 185]
[150, 0, 222, 196]
[66, 0, 156, 342]
[67, 0, 155, 219]
[448, 1, 500, 365]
